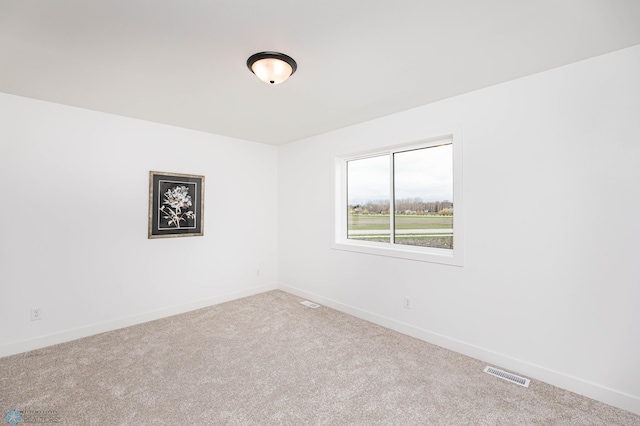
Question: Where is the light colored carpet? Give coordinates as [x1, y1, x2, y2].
[1, 290, 638, 425]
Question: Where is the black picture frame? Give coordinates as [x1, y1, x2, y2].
[148, 171, 204, 238]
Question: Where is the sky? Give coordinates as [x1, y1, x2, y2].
[347, 144, 453, 205]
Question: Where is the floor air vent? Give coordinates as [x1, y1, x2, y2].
[300, 301, 321, 309]
[484, 366, 530, 387]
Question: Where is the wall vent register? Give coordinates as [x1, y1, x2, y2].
[484, 366, 530, 387]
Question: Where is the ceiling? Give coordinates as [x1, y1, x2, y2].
[1, 1, 640, 145]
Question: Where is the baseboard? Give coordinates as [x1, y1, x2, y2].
[278, 283, 640, 416]
[0, 283, 277, 358]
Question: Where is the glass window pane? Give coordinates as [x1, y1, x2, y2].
[394, 144, 453, 249]
[347, 155, 390, 243]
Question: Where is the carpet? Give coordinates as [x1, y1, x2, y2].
[1, 290, 638, 425]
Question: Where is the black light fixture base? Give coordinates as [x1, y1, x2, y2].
[247, 51, 298, 76]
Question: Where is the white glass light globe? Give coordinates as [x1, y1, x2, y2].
[250, 58, 294, 85]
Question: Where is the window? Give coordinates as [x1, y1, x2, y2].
[333, 131, 463, 266]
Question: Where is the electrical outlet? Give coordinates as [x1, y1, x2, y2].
[256, 269, 261, 276]
[31, 307, 42, 321]
[404, 297, 411, 309]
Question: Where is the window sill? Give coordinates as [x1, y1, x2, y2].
[331, 240, 463, 266]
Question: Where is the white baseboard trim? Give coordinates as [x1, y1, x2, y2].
[278, 283, 640, 416]
[0, 283, 277, 358]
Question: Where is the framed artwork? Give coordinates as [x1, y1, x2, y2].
[148, 171, 204, 238]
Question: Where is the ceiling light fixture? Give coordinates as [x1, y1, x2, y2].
[247, 51, 297, 85]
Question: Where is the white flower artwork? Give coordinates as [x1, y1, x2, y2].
[160, 185, 195, 228]
[149, 171, 204, 238]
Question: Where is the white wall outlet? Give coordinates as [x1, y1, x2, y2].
[256, 269, 261, 276]
[404, 297, 411, 309]
[31, 307, 42, 321]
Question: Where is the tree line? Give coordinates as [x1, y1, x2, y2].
[350, 198, 453, 215]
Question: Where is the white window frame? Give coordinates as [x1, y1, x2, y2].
[332, 129, 463, 266]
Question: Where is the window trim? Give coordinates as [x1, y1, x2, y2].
[332, 129, 463, 266]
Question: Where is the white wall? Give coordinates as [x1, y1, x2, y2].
[278, 45, 640, 414]
[0, 94, 278, 355]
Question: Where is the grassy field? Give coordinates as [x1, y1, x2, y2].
[348, 214, 453, 248]
[348, 214, 452, 230]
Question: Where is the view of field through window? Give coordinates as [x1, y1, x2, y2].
[347, 143, 453, 249]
